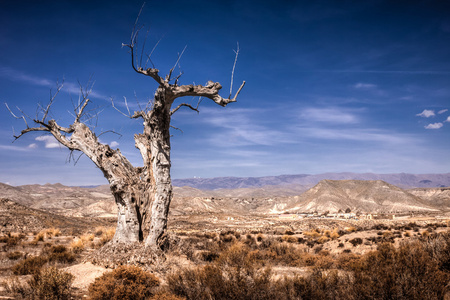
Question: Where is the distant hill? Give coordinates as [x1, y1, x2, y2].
[0, 182, 116, 217]
[408, 187, 450, 209]
[283, 180, 437, 214]
[0, 198, 112, 234]
[173, 173, 450, 190]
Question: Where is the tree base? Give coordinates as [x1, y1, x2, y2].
[86, 241, 164, 269]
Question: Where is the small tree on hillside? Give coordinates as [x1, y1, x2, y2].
[6, 14, 245, 248]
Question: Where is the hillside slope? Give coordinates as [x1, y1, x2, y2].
[284, 180, 436, 213]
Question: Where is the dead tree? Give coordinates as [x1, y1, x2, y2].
[7, 22, 245, 248]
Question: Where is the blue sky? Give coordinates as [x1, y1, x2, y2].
[1, 0, 449, 186]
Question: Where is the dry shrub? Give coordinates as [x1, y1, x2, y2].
[45, 228, 61, 238]
[346, 226, 357, 233]
[82, 233, 95, 242]
[335, 252, 362, 271]
[46, 245, 76, 264]
[197, 250, 220, 262]
[421, 231, 450, 272]
[167, 261, 276, 300]
[322, 228, 340, 239]
[28, 266, 73, 300]
[95, 226, 107, 236]
[32, 228, 61, 243]
[1, 276, 31, 298]
[256, 233, 264, 242]
[244, 234, 256, 246]
[304, 230, 321, 239]
[348, 241, 449, 299]
[70, 233, 95, 253]
[166, 233, 450, 300]
[382, 231, 392, 238]
[70, 238, 85, 253]
[96, 227, 116, 248]
[221, 234, 235, 243]
[33, 231, 46, 243]
[349, 238, 363, 247]
[268, 242, 302, 266]
[6, 251, 23, 260]
[12, 256, 48, 275]
[317, 236, 329, 244]
[281, 235, 297, 243]
[302, 252, 319, 266]
[0, 232, 25, 248]
[88, 265, 160, 300]
[281, 269, 352, 299]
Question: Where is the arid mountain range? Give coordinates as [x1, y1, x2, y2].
[1, 173, 449, 217]
[172, 172, 450, 189]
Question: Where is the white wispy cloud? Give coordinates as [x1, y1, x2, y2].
[198, 107, 290, 146]
[416, 109, 435, 118]
[425, 123, 443, 129]
[438, 109, 448, 114]
[110, 141, 119, 147]
[0, 67, 53, 87]
[35, 136, 60, 148]
[0, 144, 32, 152]
[27, 143, 38, 149]
[301, 107, 359, 124]
[353, 83, 377, 89]
[296, 127, 415, 145]
[445, 116, 450, 123]
[0, 67, 109, 101]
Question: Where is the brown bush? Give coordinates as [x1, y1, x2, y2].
[28, 266, 73, 300]
[348, 241, 449, 299]
[88, 265, 160, 300]
[304, 230, 321, 239]
[70, 238, 85, 254]
[281, 235, 297, 243]
[349, 238, 363, 247]
[282, 269, 352, 299]
[165, 233, 450, 300]
[335, 253, 362, 271]
[0, 232, 25, 248]
[2, 276, 31, 298]
[6, 251, 23, 260]
[95, 227, 116, 248]
[167, 263, 277, 300]
[12, 256, 48, 275]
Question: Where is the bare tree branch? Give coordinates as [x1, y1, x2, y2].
[5, 103, 29, 129]
[170, 97, 202, 116]
[145, 37, 163, 69]
[167, 45, 187, 82]
[170, 125, 183, 133]
[111, 97, 133, 118]
[229, 42, 240, 98]
[97, 130, 123, 139]
[42, 81, 63, 122]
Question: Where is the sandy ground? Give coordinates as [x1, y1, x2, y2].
[63, 262, 109, 292]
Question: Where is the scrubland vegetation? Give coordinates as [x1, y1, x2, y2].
[1, 221, 449, 299]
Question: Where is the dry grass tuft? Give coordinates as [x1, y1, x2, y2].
[28, 266, 74, 300]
